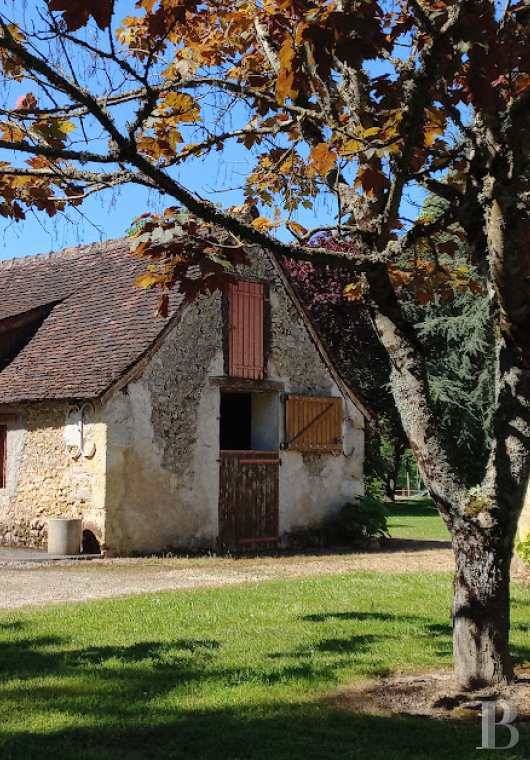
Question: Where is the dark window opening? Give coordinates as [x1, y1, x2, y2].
[219, 391, 279, 452]
[0, 425, 6, 489]
[82, 529, 101, 555]
[220, 393, 252, 450]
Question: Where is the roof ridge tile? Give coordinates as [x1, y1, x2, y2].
[0, 236, 129, 270]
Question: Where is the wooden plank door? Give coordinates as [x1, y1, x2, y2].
[218, 450, 279, 552]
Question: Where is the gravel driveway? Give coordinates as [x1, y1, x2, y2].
[0, 539, 526, 610]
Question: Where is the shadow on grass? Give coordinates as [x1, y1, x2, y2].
[0, 612, 528, 760]
[300, 610, 530, 666]
[391, 498, 439, 514]
[0, 636, 221, 680]
[302, 611, 434, 624]
[0, 684, 529, 760]
[268, 633, 381, 668]
[0, 620, 24, 631]
[380, 538, 453, 552]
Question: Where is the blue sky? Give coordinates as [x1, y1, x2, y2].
[0, 115, 425, 262]
[0, 153, 424, 262]
[0, 1, 426, 262]
[0, 148, 337, 261]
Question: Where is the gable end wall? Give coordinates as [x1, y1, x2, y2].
[102, 250, 364, 554]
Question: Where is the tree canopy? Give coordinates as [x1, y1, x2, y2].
[1, 0, 528, 302]
[2, 0, 530, 686]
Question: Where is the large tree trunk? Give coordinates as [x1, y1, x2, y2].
[366, 264, 530, 688]
[451, 521, 514, 687]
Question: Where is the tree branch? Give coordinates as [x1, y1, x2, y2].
[0, 139, 118, 164]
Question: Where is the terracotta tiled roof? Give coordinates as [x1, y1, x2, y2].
[0, 239, 181, 402]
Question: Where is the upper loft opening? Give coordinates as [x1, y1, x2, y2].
[0, 303, 58, 371]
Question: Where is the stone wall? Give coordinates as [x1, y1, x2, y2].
[103, 249, 364, 554]
[267, 262, 364, 531]
[0, 248, 365, 554]
[0, 402, 106, 548]
[103, 297, 225, 554]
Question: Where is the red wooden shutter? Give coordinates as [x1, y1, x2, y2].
[0, 425, 6, 489]
[285, 396, 343, 453]
[228, 281, 265, 379]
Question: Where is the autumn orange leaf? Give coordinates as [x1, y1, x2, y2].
[160, 92, 201, 123]
[276, 38, 298, 103]
[136, 271, 159, 289]
[343, 282, 363, 301]
[423, 106, 446, 148]
[514, 72, 530, 95]
[338, 138, 364, 157]
[308, 143, 337, 177]
[251, 215, 278, 231]
[285, 220, 308, 238]
[354, 165, 390, 195]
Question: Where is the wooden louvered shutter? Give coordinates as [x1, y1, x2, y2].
[228, 281, 265, 379]
[0, 425, 6, 489]
[285, 395, 343, 453]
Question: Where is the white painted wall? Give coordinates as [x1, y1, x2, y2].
[251, 392, 280, 451]
[278, 394, 364, 536]
[102, 251, 366, 554]
[103, 353, 223, 554]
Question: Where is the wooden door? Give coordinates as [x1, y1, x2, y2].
[218, 450, 280, 551]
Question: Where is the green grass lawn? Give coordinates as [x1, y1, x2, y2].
[387, 498, 450, 540]
[0, 573, 529, 759]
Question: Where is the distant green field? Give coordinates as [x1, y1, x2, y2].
[387, 498, 450, 540]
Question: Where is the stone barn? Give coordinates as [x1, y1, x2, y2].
[0, 239, 368, 555]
